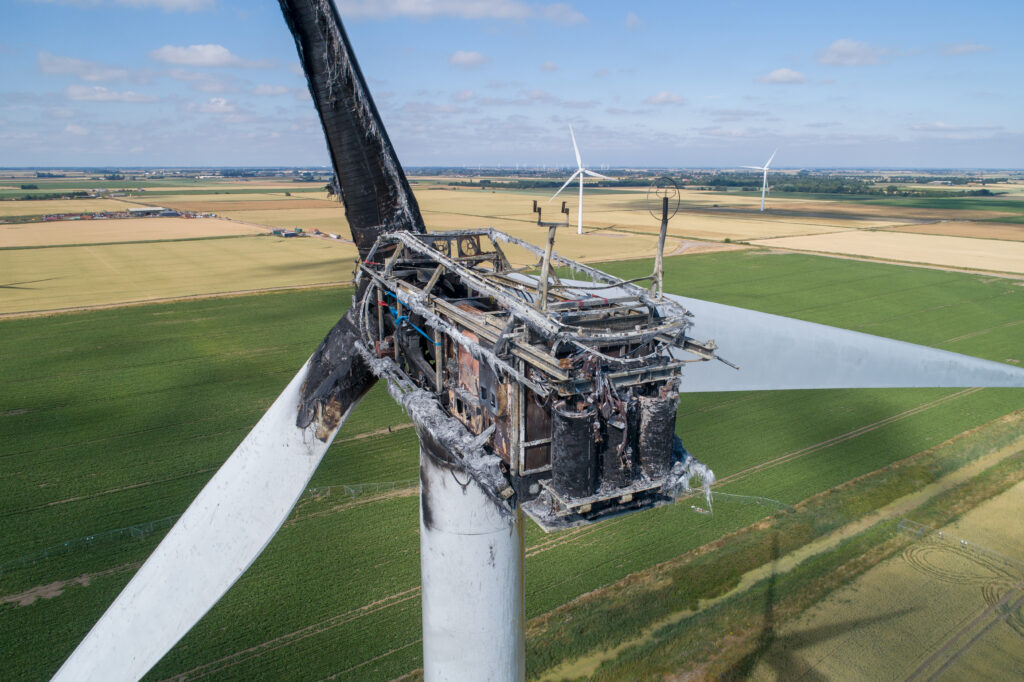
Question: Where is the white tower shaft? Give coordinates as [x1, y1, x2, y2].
[761, 168, 768, 211]
[419, 447, 525, 682]
[578, 171, 584, 234]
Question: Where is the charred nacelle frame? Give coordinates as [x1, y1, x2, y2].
[355, 228, 718, 529]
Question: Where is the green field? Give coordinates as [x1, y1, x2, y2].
[1, 250, 1022, 680]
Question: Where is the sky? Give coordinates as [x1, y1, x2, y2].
[2, 0, 1022, 169]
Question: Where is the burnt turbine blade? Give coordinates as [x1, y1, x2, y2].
[280, 0, 426, 257]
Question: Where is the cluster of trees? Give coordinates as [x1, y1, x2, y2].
[886, 175, 1008, 185]
[3, 190, 90, 201]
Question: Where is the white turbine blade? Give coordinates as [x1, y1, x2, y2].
[765, 149, 777, 168]
[569, 125, 582, 169]
[664, 294, 1024, 392]
[741, 165, 764, 170]
[550, 169, 581, 201]
[583, 169, 612, 179]
[53, 356, 366, 682]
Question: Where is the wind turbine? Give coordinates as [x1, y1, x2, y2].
[49, 3, 1024, 681]
[743, 149, 777, 211]
[551, 125, 611, 234]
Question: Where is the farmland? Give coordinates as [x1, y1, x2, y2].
[0, 236, 357, 315]
[2, 244, 1023, 680]
[744, 475, 1024, 681]
[0, 217, 264, 248]
[750, 230, 1024, 275]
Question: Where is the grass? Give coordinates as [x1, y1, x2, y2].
[0, 249, 1021, 680]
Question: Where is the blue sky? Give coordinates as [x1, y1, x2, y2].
[2, 0, 1022, 168]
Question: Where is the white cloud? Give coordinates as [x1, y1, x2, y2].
[543, 3, 586, 25]
[339, 1, 584, 23]
[339, 0, 532, 19]
[645, 90, 684, 105]
[625, 12, 643, 30]
[453, 89, 476, 102]
[910, 121, 999, 133]
[252, 84, 289, 96]
[63, 123, 88, 135]
[31, 0, 213, 10]
[39, 52, 131, 82]
[756, 67, 807, 84]
[149, 44, 269, 68]
[192, 97, 236, 113]
[818, 39, 889, 66]
[66, 85, 157, 102]
[941, 42, 991, 56]
[449, 50, 489, 68]
[540, 61, 558, 72]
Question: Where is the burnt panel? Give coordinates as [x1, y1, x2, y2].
[638, 394, 678, 479]
[551, 402, 597, 498]
[600, 420, 632, 488]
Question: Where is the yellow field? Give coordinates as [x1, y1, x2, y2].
[750, 230, 1024, 274]
[750, 479, 1024, 681]
[0, 235, 358, 314]
[888, 221, 1024, 242]
[158, 198, 336, 213]
[0, 198, 131, 218]
[144, 191, 325, 204]
[0, 217, 265, 247]
[218, 207, 351, 234]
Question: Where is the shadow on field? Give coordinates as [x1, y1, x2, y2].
[721, 532, 913, 680]
[0, 277, 61, 289]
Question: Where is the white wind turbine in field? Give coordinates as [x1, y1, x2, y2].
[551, 125, 611, 234]
[743, 149, 777, 211]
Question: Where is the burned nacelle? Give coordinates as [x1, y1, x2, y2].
[355, 228, 719, 529]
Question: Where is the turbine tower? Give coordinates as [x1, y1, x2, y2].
[551, 125, 611, 234]
[50, 4, 1024, 682]
[743, 149, 777, 211]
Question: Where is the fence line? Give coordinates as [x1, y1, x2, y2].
[710, 491, 794, 511]
[897, 518, 1024, 573]
[3, 482, 784, 577]
[306, 479, 419, 500]
[1, 479, 421, 578]
[0, 515, 179, 577]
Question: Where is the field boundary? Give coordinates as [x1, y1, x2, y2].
[0, 281, 353, 320]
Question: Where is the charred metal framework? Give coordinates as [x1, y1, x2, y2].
[353, 227, 721, 529]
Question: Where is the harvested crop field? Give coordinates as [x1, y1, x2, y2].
[0, 235, 357, 314]
[751, 230, 1024, 275]
[768, 199, 1018, 222]
[888, 221, 1024, 242]
[0, 199, 131, 218]
[0, 217, 265, 248]
[158, 198, 337, 213]
[218, 207, 350, 234]
[749, 478, 1024, 681]
[588, 209, 851, 241]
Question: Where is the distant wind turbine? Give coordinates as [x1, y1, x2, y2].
[550, 125, 611, 234]
[742, 149, 777, 211]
